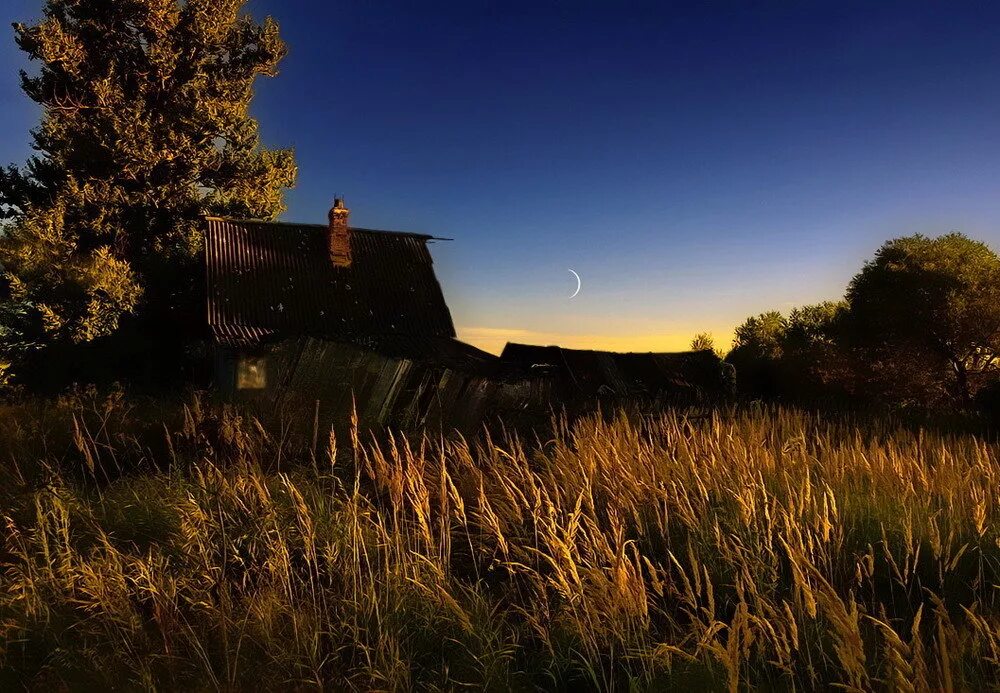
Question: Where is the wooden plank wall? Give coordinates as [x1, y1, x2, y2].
[266, 337, 553, 434]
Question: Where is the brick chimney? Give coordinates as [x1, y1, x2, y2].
[328, 197, 352, 267]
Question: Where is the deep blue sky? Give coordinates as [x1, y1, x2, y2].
[3, 1, 1000, 352]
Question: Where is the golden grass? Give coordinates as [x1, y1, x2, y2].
[0, 397, 998, 690]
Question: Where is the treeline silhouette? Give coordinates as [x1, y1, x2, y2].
[721, 232, 1000, 424]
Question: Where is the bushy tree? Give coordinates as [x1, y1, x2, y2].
[732, 311, 786, 358]
[725, 304, 855, 402]
[784, 302, 844, 350]
[726, 311, 787, 398]
[690, 332, 716, 353]
[846, 233, 1000, 405]
[0, 0, 296, 382]
[782, 301, 853, 401]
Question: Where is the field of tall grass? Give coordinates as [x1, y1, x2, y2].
[0, 391, 998, 690]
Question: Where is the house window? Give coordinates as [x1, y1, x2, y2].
[236, 356, 268, 390]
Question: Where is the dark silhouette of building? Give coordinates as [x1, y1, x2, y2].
[203, 200, 730, 430]
[499, 343, 734, 405]
[204, 200, 548, 429]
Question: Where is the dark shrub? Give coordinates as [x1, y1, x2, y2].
[976, 380, 1000, 427]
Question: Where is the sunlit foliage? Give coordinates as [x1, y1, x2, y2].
[0, 0, 296, 366]
[690, 331, 716, 352]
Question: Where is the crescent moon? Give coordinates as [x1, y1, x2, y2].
[568, 269, 582, 299]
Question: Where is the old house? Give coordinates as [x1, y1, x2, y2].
[204, 200, 549, 430]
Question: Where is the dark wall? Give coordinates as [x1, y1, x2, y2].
[225, 337, 553, 435]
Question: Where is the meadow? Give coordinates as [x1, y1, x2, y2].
[0, 392, 998, 691]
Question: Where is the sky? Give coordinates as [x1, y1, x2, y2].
[3, 1, 1000, 354]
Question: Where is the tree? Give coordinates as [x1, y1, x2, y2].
[846, 233, 1000, 405]
[782, 301, 854, 402]
[690, 332, 716, 353]
[730, 311, 786, 359]
[725, 311, 787, 398]
[784, 302, 844, 351]
[725, 303, 859, 403]
[0, 0, 296, 382]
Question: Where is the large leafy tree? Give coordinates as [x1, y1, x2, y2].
[847, 233, 1000, 405]
[0, 0, 296, 379]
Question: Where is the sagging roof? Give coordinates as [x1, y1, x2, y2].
[499, 343, 729, 398]
[346, 332, 500, 376]
[205, 218, 456, 348]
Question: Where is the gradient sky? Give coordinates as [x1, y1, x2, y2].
[3, 1, 1000, 354]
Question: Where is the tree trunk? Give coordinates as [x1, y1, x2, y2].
[953, 360, 971, 407]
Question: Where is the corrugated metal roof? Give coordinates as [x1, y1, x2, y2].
[211, 324, 278, 349]
[205, 218, 456, 347]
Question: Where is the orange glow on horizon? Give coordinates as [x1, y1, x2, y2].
[457, 325, 735, 356]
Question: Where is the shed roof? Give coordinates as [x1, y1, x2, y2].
[205, 218, 456, 348]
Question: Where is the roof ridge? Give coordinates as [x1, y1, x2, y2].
[204, 216, 451, 241]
